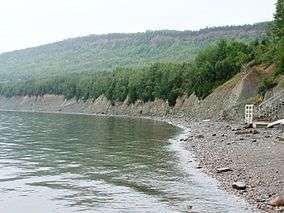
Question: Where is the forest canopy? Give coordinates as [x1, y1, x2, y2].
[0, 40, 255, 105]
[0, 0, 283, 105]
[0, 22, 268, 81]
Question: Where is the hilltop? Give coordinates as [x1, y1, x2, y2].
[0, 22, 268, 81]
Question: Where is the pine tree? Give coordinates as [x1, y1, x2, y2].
[273, 0, 284, 39]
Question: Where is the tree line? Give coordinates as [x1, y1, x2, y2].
[0, 40, 255, 105]
[0, 0, 283, 104]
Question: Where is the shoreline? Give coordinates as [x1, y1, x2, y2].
[0, 109, 283, 212]
[178, 119, 283, 213]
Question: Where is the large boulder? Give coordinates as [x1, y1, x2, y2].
[232, 182, 247, 190]
[270, 196, 284, 207]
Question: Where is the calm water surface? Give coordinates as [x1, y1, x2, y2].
[0, 111, 253, 213]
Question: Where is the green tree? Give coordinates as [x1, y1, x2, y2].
[273, 0, 284, 39]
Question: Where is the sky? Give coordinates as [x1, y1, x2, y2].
[0, 0, 277, 53]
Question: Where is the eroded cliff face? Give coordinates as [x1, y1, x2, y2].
[0, 94, 170, 117]
[0, 65, 281, 121]
[174, 64, 276, 120]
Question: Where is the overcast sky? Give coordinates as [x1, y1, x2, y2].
[0, 0, 276, 53]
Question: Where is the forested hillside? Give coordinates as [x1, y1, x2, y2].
[0, 40, 270, 105]
[0, 22, 268, 81]
[1, 0, 284, 107]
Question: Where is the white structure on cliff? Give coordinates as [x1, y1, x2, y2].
[245, 104, 254, 124]
[246, 91, 284, 128]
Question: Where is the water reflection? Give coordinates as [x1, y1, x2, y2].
[0, 112, 253, 212]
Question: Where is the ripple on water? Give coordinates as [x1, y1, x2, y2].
[0, 111, 255, 213]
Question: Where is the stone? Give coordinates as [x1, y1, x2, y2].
[217, 167, 232, 173]
[235, 131, 244, 135]
[187, 205, 193, 210]
[212, 133, 217, 136]
[197, 134, 204, 139]
[235, 129, 258, 135]
[196, 165, 202, 169]
[257, 195, 269, 203]
[232, 182, 246, 190]
[244, 123, 253, 129]
[251, 129, 259, 134]
[252, 139, 257, 143]
[269, 196, 284, 207]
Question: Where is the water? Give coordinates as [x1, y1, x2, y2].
[0, 111, 253, 213]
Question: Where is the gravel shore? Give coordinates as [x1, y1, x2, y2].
[167, 118, 284, 212]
